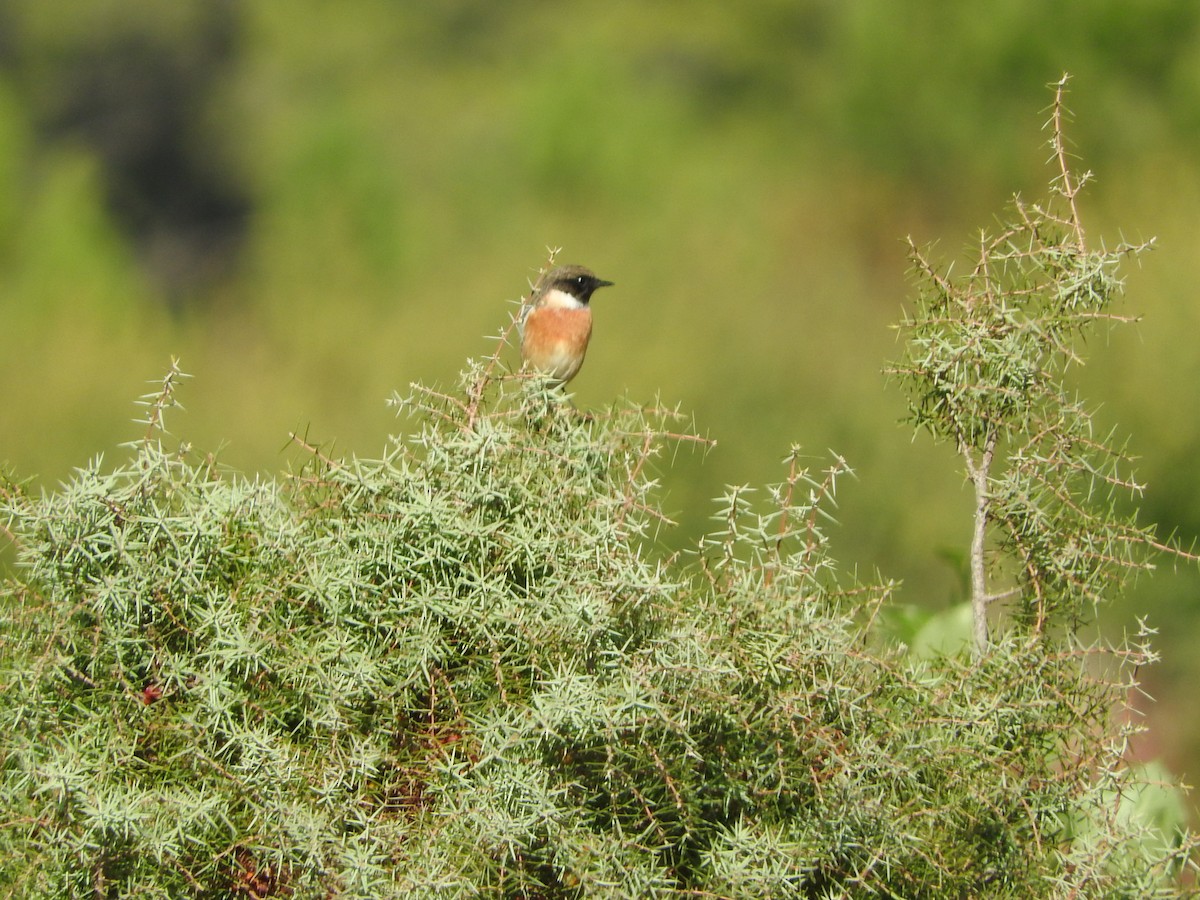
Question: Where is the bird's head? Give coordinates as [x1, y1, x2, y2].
[534, 265, 614, 308]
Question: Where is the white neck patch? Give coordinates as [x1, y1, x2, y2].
[541, 287, 586, 310]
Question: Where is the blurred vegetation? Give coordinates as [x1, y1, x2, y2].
[1, 0, 1199, 804]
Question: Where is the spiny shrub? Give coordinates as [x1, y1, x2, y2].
[0, 367, 1192, 897]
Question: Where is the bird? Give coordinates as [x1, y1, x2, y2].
[518, 264, 614, 386]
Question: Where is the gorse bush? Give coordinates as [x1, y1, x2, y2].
[3, 369, 1191, 899]
[1, 84, 1196, 897]
[888, 79, 1177, 654]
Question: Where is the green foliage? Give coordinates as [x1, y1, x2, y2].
[2, 339, 1196, 895]
[889, 78, 1171, 650]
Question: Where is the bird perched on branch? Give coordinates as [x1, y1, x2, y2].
[519, 264, 614, 386]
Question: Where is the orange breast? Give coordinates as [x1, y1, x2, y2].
[521, 306, 593, 384]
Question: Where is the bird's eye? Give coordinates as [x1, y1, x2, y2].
[574, 276, 586, 287]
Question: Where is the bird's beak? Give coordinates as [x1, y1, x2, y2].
[597, 279, 615, 288]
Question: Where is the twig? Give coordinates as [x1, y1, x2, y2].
[288, 431, 342, 471]
[465, 248, 561, 430]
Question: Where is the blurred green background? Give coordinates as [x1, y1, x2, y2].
[2, 1, 1199, 805]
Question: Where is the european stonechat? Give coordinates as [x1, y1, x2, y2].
[518, 264, 613, 386]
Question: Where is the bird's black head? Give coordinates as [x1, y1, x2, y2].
[539, 264, 614, 304]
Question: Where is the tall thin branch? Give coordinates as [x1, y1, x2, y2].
[1049, 74, 1087, 251]
[965, 431, 997, 654]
